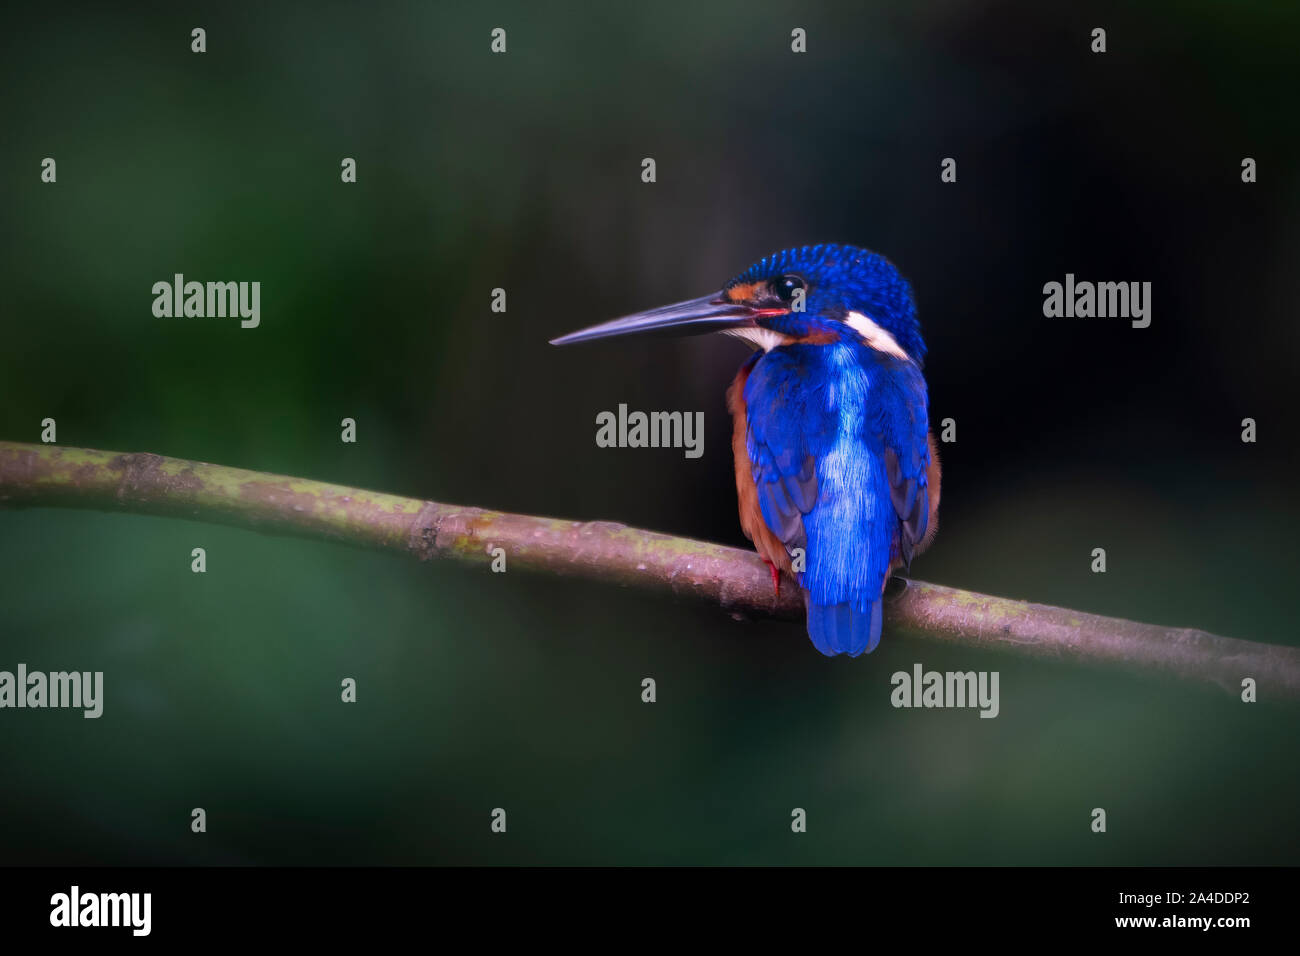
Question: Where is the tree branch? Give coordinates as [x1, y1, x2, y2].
[2, 440, 1296, 700]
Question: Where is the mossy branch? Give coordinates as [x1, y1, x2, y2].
[2, 440, 1296, 700]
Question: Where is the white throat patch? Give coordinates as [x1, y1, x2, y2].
[723, 326, 794, 353]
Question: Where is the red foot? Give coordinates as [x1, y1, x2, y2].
[763, 559, 780, 598]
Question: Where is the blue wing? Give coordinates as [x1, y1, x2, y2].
[744, 343, 930, 657]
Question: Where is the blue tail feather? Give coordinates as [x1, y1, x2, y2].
[805, 598, 883, 657]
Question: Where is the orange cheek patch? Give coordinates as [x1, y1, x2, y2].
[726, 282, 763, 303]
[795, 330, 839, 345]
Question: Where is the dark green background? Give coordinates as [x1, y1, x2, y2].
[2, 1, 1297, 864]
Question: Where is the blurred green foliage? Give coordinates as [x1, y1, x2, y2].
[1, 1, 1297, 864]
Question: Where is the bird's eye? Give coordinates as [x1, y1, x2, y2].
[773, 274, 806, 302]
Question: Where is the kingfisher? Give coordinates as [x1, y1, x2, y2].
[551, 244, 940, 657]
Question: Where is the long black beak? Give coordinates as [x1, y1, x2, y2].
[549, 293, 759, 346]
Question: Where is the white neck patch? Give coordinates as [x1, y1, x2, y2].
[844, 310, 910, 361]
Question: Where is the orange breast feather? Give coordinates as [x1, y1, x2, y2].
[726, 365, 793, 575]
